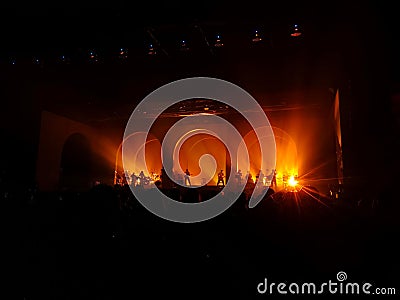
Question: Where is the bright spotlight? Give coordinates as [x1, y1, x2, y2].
[288, 175, 298, 187]
[286, 175, 301, 192]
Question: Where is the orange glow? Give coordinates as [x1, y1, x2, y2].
[288, 175, 298, 187]
[119, 132, 162, 178]
[178, 133, 227, 185]
[116, 111, 335, 191]
[238, 126, 298, 188]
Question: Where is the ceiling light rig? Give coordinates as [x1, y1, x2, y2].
[180, 39, 190, 51]
[146, 28, 169, 57]
[290, 24, 302, 37]
[148, 44, 156, 55]
[1, 24, 309, 66]
[59, 54, 71, 64]
[32, 56, 42, 66]
[118, 48, 128, 60]
[214, 34, 224, 47]
[252, 30, 262, 42]
[88, 49, 99, 63]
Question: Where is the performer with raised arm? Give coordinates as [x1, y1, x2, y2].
[217, 170, 225, 187]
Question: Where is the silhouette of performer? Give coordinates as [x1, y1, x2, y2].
[217, 170, 225, 186]
[123, 171, 130, 185]
[270, 169, 277, 188]
[184, 169, 191, 186]
[246, 171, 253, 184]
[130, 172, 138, 186]
[139, 170, 145, 186]
[116, 172, 122, 185]
[235, 169, 243, 185]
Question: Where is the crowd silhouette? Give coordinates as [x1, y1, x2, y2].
[14, 169, 399, 299]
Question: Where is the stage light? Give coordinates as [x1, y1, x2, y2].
[286, 175, 301, 193]
[148, 44, 156, 55]
[88, 49, 99, 63]
[180, 39, 189, 51]
[32, 57, 42, 65]
[288, 175, 298, 187]
[118, 48, 128, 60]
[59, 54, 70, 64]
[290, 24, 302, 37]
[214, 34, 224, 47]
[252, 30, 262, 42]
[10, 57, 16, 65]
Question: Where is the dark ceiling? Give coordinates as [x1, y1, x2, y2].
[0, 0, 398, 53]
[1, 0, 399, 122]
